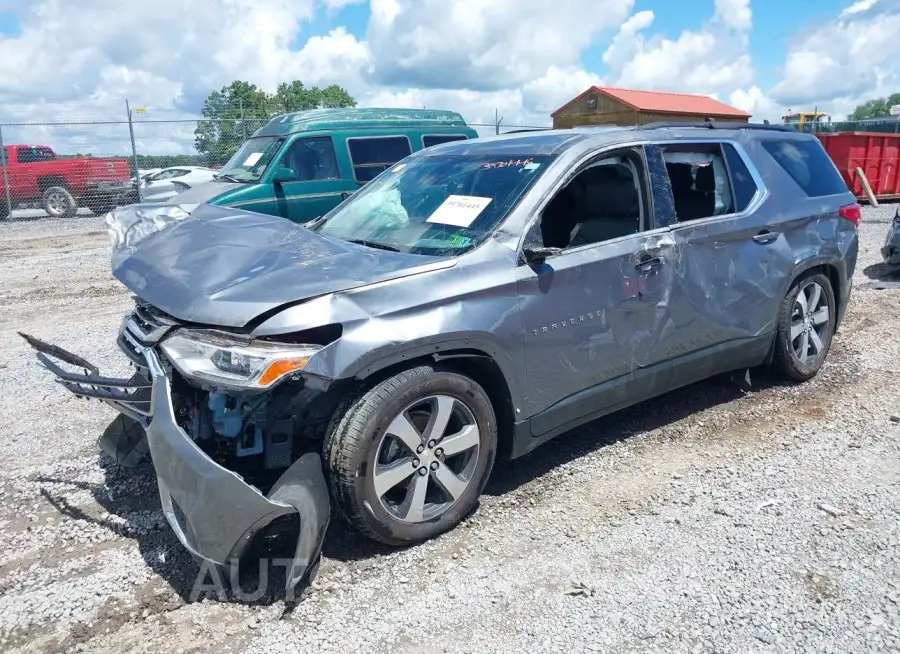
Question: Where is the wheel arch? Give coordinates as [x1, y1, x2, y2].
[783, 257, 844, 325]
[765, 258, 843, 366]
[339, 344, 519, 461]
[37, 175, 70, 194]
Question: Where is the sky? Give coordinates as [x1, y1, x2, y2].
[0, 0, 897, 156]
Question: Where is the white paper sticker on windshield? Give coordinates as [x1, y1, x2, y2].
[426, 195, 492, 228]
[243, 152, 263, 166]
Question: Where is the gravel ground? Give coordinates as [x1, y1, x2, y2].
[0, 206, 898, 654]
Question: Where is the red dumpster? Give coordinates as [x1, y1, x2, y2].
[815, 132, 900, 201]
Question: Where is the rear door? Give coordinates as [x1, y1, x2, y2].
[644, 140, 778, 378]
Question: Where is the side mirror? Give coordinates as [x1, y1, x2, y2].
[523, 246, 562, 264]
[272, 166, 295, 184]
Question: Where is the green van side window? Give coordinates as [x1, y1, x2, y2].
[347, 136, 412, 183]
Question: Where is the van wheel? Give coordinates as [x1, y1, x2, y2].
[42, 186, 77, 218]
[771, 272, 836, 382]
[324, 365, 497, 546]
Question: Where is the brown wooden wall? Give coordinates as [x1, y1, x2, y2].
[552, 94, 750, 128]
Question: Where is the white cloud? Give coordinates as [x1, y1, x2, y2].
[840, 0, 879, 17]
[714, 0, 752, 31]
[0, 0, 896, 157]
[364, 0, 633, 91]
[769, 0, 900, 116]
[600, 4, 753, 97]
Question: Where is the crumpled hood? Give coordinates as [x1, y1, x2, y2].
[107, 203, 447, 328]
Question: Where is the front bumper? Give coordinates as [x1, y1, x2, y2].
[20, 332, 330, 592]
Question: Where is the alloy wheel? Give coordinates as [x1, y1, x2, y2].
[373, 394, 481, 523]
[790, 280, 830, 364]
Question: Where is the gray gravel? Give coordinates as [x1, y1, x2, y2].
[1, 207, 898, 653]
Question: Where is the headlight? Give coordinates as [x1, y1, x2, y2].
[160, 330, 322, 389]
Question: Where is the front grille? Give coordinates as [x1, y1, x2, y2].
[116, 302, 178, 368]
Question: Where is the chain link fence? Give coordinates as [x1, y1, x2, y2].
[1, 107, 897, 219]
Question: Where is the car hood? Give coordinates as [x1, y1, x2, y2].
[108, 202, 450, 328]
[168, 180, 252, 204]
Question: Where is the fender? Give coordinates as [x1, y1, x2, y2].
[321, 334, 528, 415]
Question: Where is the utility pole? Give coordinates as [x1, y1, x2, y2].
[239, 98, 246, 142]
[126, 99, 142, 202]
[0, 124, 12, 219]
[494, 108, 504, 135]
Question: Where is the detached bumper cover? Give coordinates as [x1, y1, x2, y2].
[20, 332, 330, 591]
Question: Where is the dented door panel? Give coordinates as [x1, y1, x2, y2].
[516, 231, 676, 419]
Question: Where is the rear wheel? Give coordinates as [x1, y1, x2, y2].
[770, 272, 836, 382]
[324, 365, 497, 546]
[42, 186, 77, 218]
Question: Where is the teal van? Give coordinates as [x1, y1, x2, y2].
[171, 108, 478, 223]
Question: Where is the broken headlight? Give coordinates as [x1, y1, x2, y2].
[160, 330, 322, 389]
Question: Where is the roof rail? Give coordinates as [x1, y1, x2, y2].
[633, 121, 797, 132]
[502, 128, 553, 134]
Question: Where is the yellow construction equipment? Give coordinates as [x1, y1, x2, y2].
[782, 111, 829, 130]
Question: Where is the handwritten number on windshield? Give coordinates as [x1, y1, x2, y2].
[481, 158, 535, 169]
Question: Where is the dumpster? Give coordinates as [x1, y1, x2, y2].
[815, 132, 900, 201]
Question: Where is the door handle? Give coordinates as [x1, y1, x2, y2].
[635, 256, 663, 272]
[753, 230, 779, 244]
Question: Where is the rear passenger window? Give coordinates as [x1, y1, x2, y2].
[662, 144, 735, 222]
[761, 139, 848, 197]
[347, 136, 412, 183]
[723, 144, 758, 212]
[423, 134, 468, 148]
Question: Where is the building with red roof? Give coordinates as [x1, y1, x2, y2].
[551, 86, 751, 129]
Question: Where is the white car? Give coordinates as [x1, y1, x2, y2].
[139, 166, 218, 203]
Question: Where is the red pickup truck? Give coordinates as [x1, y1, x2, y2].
[0, 145, 133, 218]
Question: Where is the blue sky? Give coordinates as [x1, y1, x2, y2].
[0, 0, 896, 155]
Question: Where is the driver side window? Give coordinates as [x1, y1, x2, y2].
[536, 149, 647, 250]
[279, 137, 340, 183]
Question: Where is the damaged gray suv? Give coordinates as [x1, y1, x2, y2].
[22, 122, 860, 591]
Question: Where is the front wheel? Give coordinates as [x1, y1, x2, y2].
[770, 272, 836, 382]
[324, 365, 497, 546]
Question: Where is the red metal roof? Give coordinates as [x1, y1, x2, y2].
[551, 86, 751, 118]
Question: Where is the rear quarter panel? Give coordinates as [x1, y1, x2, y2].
[743, 136, 858, 310]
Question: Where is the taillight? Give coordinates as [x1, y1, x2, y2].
[839, 203, 861, 226]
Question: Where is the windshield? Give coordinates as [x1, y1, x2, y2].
[217, 136, 285, 182]
[315, 153, 554, 255]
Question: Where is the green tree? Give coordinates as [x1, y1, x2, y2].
[194, 79, 357, 164]
[848, 92, 900, 120]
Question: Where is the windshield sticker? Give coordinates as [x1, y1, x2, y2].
[481, 158, 534, 169]
[447, 233, 472, 247]
[426, 195, 492, 228]
[243, 152, 263, 166]
[523, 162, 541, 171]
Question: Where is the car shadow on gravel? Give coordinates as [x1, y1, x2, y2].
[32, 369, 785, 608]
[861, 262, 900, 285]
[486, 369, 782, 498]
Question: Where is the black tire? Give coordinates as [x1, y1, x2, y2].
[41, 185, 77, 218]
[324, 365, 497, 546]
[770, 271, 836, 382]
[0, 198, 9, 220]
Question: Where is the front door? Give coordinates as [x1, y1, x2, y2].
[272, 136, 356, 223]
[516, 148, 677, 435]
